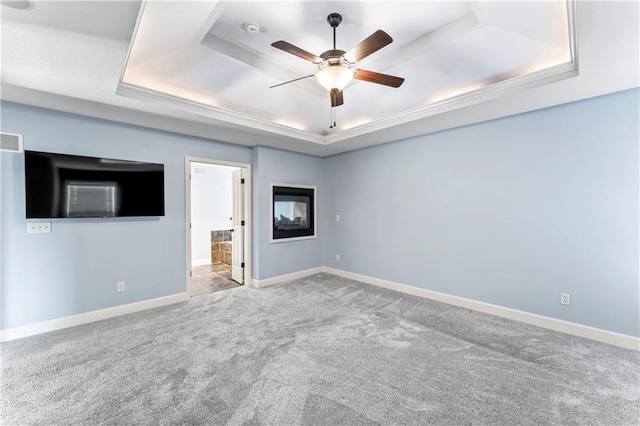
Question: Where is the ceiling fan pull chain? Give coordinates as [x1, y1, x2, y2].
[329, 106, 337, 129]
[334, 107, 337, 129]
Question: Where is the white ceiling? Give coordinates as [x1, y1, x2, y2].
[1, 1, 638, 157]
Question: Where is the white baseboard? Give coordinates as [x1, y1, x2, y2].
[192, 258, 211, 267]
[4, 267, 637, 352]
[0, 293, 189, 343]
[324, 267, 640, 352]
[252, 267, 324, 288]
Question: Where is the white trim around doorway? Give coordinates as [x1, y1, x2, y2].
[185, 156, 252, 296]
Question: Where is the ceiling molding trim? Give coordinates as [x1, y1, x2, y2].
[567, 0, 579, 70]
[194, 1, 224, 44]
[117, 0, 147, 92]
[116, 60, 578, 148]
[325, 62, 579, 145]
[115, 82, 326, 145]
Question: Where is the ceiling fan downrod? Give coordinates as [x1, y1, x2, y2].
[327, 13, 342, 50]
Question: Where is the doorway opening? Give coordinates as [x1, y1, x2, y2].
[186, 157, 251, 297]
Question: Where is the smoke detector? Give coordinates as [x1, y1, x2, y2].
[244, 22, 261, 35]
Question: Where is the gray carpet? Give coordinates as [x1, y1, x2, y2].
[1, 273, 639, 425]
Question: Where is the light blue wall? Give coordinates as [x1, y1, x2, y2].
[0, 102, 251, 329]
[251, 146, 324, 280]
[3, 89, 638, 338]
[324, 89, 640, 337]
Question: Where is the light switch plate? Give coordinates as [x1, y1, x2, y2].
[27, 222, 51, 234]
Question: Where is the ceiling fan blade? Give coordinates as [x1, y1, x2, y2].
[271, 41, 323, 63]
[342, 30, 393, 63]
[330, 89, 344, 107]
[354, 69, 404, 88]
[269, 74, 316, 89]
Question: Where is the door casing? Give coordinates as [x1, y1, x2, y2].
[185, 156, 252, 296]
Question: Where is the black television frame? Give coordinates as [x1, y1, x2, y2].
[24, 150, 165, 219]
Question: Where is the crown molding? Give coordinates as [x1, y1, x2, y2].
[116, 83, 326, 145]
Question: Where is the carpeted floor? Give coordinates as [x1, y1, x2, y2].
[1, 273, 639, 425]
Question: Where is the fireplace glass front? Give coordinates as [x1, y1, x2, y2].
[272, 185, 315, 240]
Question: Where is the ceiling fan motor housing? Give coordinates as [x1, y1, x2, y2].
[320, 50, 346, 65]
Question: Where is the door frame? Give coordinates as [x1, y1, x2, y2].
[185, 156, 252, 297]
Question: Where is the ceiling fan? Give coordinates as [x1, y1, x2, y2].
[270, 13, 405, 110]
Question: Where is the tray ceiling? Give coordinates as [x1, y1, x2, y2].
[119, 1, 575, 143]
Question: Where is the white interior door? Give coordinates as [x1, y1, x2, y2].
[231, 168, 244, 284]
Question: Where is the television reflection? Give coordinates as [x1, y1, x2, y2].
[65, 181, 120, 218]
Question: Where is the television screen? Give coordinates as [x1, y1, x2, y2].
[25, 150, 165, 218]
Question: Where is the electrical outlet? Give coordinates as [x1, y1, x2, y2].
[560, 293, 571, 306]
[27, 222, 51, 234]
[336, 214, 340, 222]
[336, 254, 340, 261]
[117, 282, 126, 292]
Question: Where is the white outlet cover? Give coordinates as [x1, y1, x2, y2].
[561, 293, 571, 305]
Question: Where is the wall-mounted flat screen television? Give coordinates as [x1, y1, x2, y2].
[25, 150, 165, 219]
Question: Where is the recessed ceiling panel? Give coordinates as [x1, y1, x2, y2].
[118, 1, 575, 143]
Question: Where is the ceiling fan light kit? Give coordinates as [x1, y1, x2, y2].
[316, 66, 353, 92]
[270, 12, 404, 116]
